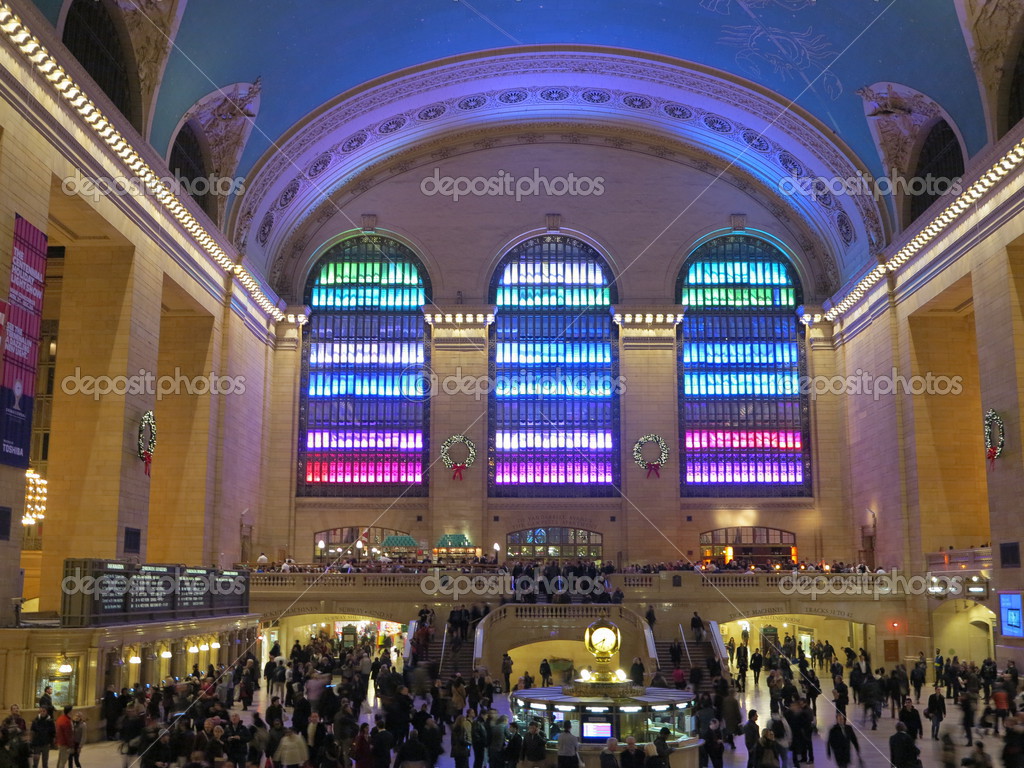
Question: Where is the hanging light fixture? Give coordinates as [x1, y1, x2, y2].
[210, 641, 221, 649]
[128, 655, 141, 664]
[199, 643, 209, 652]
[160, 650, 172, 659]
[187, 645, 199, 654]
[58, 657, 72, 674]
[22, 469, 47, 525]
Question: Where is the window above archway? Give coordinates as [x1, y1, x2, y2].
[678, 235, 811, 497]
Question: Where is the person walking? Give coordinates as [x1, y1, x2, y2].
[889, 722, 920, 768]
[30, 707, 54, 768]
[690, 612, 705, 643]
[825, 713, 860, 768]
[52, 706, 73, 768]
[556, 721, 580, 768]
[742, 711, 760, 768]
[926, 685, 947, 740]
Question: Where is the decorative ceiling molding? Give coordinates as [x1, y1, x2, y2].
[175, 80, 262, 227]
[265, 123, 840, 303]
[113, 0, 188, 140]
[229, 48, 887, 286]
[953, 0, 1024, 140]
[858, 82, 944, 180]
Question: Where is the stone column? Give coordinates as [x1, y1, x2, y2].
[613, 308, 683, 564]
[259, 308, 307, 560]
[147, 312, 215, 564]
[40, 244, 162, 610]
[802, 309, 850, 563]
[971, 245, 1024, 664]
[425, 308, 493, 552]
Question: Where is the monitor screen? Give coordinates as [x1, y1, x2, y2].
[1001, 593, 1024, 638]
[583, 721, 612, 739]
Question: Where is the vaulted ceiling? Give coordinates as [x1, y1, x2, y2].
[32, 0, 985, 182]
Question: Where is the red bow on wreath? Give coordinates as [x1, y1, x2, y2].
[142, 450, 152, 476]
[987, 446, 998, 471]
[645, 462, 661, 479]
[452, 463, 466, 481]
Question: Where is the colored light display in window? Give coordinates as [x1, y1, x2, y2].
[678, 235, 810, 497]
[489, 236, 619, 497]
[298, 236, 430, 497]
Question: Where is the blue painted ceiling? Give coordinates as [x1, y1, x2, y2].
[33, 0, 984, 185]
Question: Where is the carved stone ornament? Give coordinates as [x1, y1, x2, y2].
[183, 80, 263, 225]
[857, 83, 943, 180]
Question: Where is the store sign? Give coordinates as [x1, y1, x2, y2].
[0, 216, 47, 468]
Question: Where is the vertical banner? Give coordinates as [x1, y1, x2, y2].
[0, 216, 47, 467]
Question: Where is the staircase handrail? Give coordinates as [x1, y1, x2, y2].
[678, 623, 693, 669]
[707, 620, 730, 679]
[404, 619, 417, 665]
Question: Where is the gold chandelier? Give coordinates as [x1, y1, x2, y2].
[22, 469, 47, 525]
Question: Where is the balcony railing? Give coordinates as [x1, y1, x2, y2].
[925, 547, 992, 573]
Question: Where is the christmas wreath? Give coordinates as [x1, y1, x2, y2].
[984, 409, 1004, 470]
[138, 410, 157, 475]
[633, 434, 669, 478]
[440, 434, 476, 480]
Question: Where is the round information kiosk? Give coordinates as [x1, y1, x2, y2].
[509, 615, 699, 768]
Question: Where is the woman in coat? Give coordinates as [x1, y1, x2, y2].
[451, 715, 472, 768]
[353, 722, 374, 768]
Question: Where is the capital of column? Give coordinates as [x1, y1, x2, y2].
[280, 304, 311, 326]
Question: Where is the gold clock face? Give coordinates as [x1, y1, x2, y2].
[591, 626, 617, 653]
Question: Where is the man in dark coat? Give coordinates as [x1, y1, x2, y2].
[925, 685, 946, 740]
[889, 722, 920, 768]
[825, 714, 860, 768]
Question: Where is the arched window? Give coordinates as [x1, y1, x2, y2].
[678, 235, 810, 497]
[908, 120, 964, 223]
[1007, 42, 1024, 135]
[298, 236, 431, 497]
[168, 122, 214, 218]
[489, 236, 619, 497]
[62, 0, 139, 131]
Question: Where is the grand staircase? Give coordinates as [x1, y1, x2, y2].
[653, 638, 728, 696]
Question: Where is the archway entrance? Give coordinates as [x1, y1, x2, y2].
[506, 527, 604, 562]
[718, 614, 872, 669]
[931, 600, 996, 664]
[700, 526, 796, 566]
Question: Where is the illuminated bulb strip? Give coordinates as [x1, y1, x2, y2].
[820, 136, 1024, 324]
[0, 3, 284, 321]
[613, 313, 684, 325]
[424, 312, 495, 325]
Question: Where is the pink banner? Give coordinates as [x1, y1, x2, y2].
[0, 216, 47, 467]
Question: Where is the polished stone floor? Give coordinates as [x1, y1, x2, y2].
[76, 674, 1002, 767]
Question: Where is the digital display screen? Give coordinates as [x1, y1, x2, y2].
[1001, 593, 1024, 638]
[583, 722, 612, 739]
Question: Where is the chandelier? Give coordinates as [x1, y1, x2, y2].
[22, 469, 47, 525]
